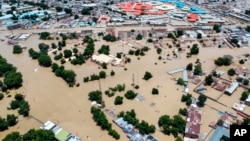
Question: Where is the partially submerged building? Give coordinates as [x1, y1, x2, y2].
[184, 104, 202, 141]
[224, 81, 239, 95]
[209, 127, 229, 141]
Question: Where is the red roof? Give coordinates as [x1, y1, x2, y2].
[187, 13, 199, 22]
[185, 105, 201, 139]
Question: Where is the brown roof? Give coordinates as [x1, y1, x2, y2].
[185, 105, 202, 139]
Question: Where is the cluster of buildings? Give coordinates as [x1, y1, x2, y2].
[40, 120, 81, 141]
[114, 117, 159, 141]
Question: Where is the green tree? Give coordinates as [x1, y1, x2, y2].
[114, 96, 123, 105]
[175, 136, 183, 141]
[39, 32, 50, 40]
[63, 49, 72, 58]
[28, 48, 40, 59]
[98, 45, 110, 55]
[13, 45, 23, 54]
[110, 70, 115, 76]
[186, 63, 193, 71]
[152, 88, 159, 95]
[241, 91, 249, 101]
[194, 64, 202, 75]
[157, 48, 162, 54]
[243, 79, 249, 85]
[4, 71, 23, 89]
[143, 71, 153, 80]
[38, 54, 52, 67]
[190, 44, 199, 55]
[6, 114, 18, 126]
[88, 90, 102, 103]
[0, 93, 4, 100]
[179, 108, 188, 116]
[197, 94, 207, 106]
[22, 129, 55, 140]
[99, 71, 106, 79]
[0, 117, 8, 131]
[38, 43, 49, 54]
[177, 78, 185, 86]
[213, 24, 221, 33]
[197, 33, 202, 39]
[124, 90, 137, 100]
[81, 7, 91, 15]
[242, 118, 250, 125]
[227, 68, 235, 76]
[103, 34, 117, 42]
[62, 70, 76, 84]
[2, 132, 22, 141]
[55, 6, 63, 12]
[205, 75, 213, 85]
[176, 29, 184, 37]
[136, 34, 143, 40]
[18, 101, 30, 116]
[246, 26, 250, 32]
[10, 100, 20, 109]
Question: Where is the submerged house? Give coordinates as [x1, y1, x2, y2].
[224, 81, 239, 95]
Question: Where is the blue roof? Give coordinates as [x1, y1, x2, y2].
[209, 127, 229, 141]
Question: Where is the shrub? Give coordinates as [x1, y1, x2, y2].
[152, 88, 159, 95]
[143, 71, 153, 80]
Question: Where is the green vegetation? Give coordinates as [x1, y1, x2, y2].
[63, 49, 72, 58]
[190, 44, 199, 55]
[158, 115, 186, 138]
[28, 48, 40, 59]
[143, 71, 153, 80]
[39, 32, 50, 40]
[13, 45, 23, 54]
[240, 91, 249, 101]
[91, 106, 120, 139]
[176, 29, 184, 37]
[213, 24, 221, 33]
[38, 54, 52, 67]
[181, 94, 192, 106]
[205, 75, 213, 85]
[83, 36, 95, 59]
[246, 26, 250, 33]
[227, 68, 236, 76]
[88, 90, 103, 104]
[98, 45, 110, 55]
[214, 57, 232, 66]
[177, 78, 185, 86]
[124, 90, 137, 100]
[193, 64, 202, 76]
[197, 94, 207, 107]
[114, 96, 123, 105]
[81, 7, 92, 15]
[9, 94, 30, 117]
[103, 34, 117, 42]
[186, 63, 193, 71]
[118, 109, 155, 135]
[152, 88, 159, 95]
[0, 93, 4, 100]
[3, 129, 55, 141]
[110, 70, 115, 76]
[136, 34, 143, 40]
[179, 108, 188, 116]
[51, 63, 76, 86]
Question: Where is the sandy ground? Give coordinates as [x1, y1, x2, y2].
[0, 25, 250, 141]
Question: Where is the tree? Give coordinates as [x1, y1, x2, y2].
[51, 43, 57, 49]
[239, 59, 245, 64]
[194, 64, 202, 75]
[28, 48, 40, 59]
[190, 44, 199, 55]
[98, 45, 110, 55]
[136, 34, 143, 40]
[176, 29, 184, 37]
[22, 129, 55, 140]
[38, 54, 52, 67]
[110, 70, 115, 76]
[214, 57, 232, 66]
[157, 48, 162, 54]
[10, 100, 20, 109]
[63, 49, 72, 58]
[4, 71, 23, 89]
[197, 33, 202, 39]
[55, 6, 63, 12]
[108, 129, 120, 139]
[62, 70, 76, 84]
[231, 38, 239, 45]
[205, 75, 213, 85]
[0, 117, 8, 131]
[13, 45, 22, 54]
[240, 91, 249, 101]
[6, 114, 18, 126]
[152, 88, 159, 95]
[246, 25, 250, 32]
[103, 34, 117, 42]
[197, 94, 207, 106]
[81, 7, 91, 15]
[227, 68, 235, 76]
[88, 90, 102, 104]
[18, 101, 30, 116]
[64, 8, 72, 14]
[137, 120, 155, 135]
[124, 90, 137, 100]
[175, 136, 183, 141]
[213, 24, 221, 33]
[177, 78, 185, 86]
[39, 32, 50, 40]
[38, 43, 49, 54]
[179, 108, 188, 116]
[114, 96, 123, 105]
[99, 71, 106, 79]
[143, 71, 153, 80]
[186, 63, 193, 71]
[0, 93, 4, 100]
[2, 132, 22, 141]
[243, 79, 249, 85]
[167, 33, 175, 38]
